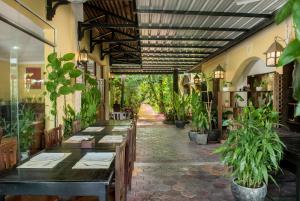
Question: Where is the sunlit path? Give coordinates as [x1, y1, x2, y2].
[138, 103, 165, 122]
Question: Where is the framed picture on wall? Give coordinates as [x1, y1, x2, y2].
[25, 67, 42, 89]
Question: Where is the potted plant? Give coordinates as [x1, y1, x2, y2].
[189, 91, 209, 144]
[223, 81, 232, 91]
[163, 109, 175, 125]
[215, 103, 284, 201]
[173, 93, 190, 128]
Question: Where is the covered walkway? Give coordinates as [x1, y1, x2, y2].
[128, 120, 231, 201]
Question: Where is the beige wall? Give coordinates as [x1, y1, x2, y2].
[0, 60, 10, 100]
[201, 19, 293, 87]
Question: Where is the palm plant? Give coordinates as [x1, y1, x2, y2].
[191, 90, 208, 133]
[215, 103, 284, 188]
[173, 92, 190, 121]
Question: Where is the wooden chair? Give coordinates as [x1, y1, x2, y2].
[0, 127, 3, 144]
[0, 137, 17, 171]
[72, 138, 128, 201]
[72, 120, 81, 135]
[44, 125, 63, 148]
[0, 135, 59, 201]
[125, 127, 134, 191]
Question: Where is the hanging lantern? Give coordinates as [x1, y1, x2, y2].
[213, 64, 225, 79]
[79, 48, 88, 64]
[265, 41, 284, 67]
[194, 74, 200, 85]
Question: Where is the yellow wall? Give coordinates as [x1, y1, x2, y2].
[0, 60, 44, 101]
[0, 60, 10, 100]
[201, 19, 292, 87]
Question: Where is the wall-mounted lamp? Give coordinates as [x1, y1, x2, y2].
[79, 48, 88, 64]
[213, 64, 225, 79]
[265, 38, 284, 67]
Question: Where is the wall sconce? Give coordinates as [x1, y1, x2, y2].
[79, 48, 88, 64]
[213, 64, 225, 79]
[265, 39, 284, 67]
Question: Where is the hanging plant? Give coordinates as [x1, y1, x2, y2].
[45, 52, 85, 118]
[275, 0, 300, 116]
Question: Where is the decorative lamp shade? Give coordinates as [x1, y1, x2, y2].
[80, 49, 88, 63]
[194, 74, 200, 85]
[213, 65, 225, 79]
[265, 41, 284, 67]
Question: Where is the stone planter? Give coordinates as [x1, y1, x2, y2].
[188, 131, 198, 142]
[175, 120, 186, 129]
[231, 179, 267, 201]
[195, 133, 208, 145]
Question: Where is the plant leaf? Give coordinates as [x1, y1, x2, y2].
[62, 53, 75, 61]
[69, 69, 82, 78]
[295, 102, 300, 117]
[278, 39, 300, 66]
[47, 52, 57, 63]
[293, 0, 300, 40]
[58, 86, 73, 95]
[293, 61, 300, 100]
[74, 83, 85, 91]
[45, 82, 56, 92]
[275, 0, 294, 24]
[63, 62, 75, 72]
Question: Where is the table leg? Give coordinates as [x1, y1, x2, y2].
[98, 186, 108, 201]
[297, 165, 300, 201]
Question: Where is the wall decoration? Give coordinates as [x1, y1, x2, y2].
[25, 67, 41, 89]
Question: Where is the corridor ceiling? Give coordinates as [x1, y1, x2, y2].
[82, 0, 287, 74]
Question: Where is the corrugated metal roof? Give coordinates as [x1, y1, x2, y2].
[82, 0, 287, 74]
[134, 0, 286, 73]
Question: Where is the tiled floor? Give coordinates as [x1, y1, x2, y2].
[128, 121, 234, 201]
[128, 120, 297, 201]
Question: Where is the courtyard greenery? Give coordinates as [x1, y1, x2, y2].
[110, 75, 174, 115]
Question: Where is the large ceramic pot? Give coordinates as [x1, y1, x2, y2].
[175, 120, 186, 129]
[188, 131, 198, 142]
[195, 133, 208, 145]
[208, 129, 221, 142]
[231, 179, 267, 201]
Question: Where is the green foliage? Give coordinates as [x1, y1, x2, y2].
[81, 73, 100, 128]
[215, 104, 284, 188]
[63, 104, 80, 137]
[0, 106, 35, 152]
[191, 90, 208, 132]
[45, 52, 84, 117]
[174, 93, 190, 121]
[276, 0, 300, 116]
[234, 94, 245, 102]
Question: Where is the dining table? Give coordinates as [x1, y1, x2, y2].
[0, 120, 132, 201]
[278, 128, 300, 201]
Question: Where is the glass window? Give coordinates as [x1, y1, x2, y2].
[0, 2, 54, 162]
